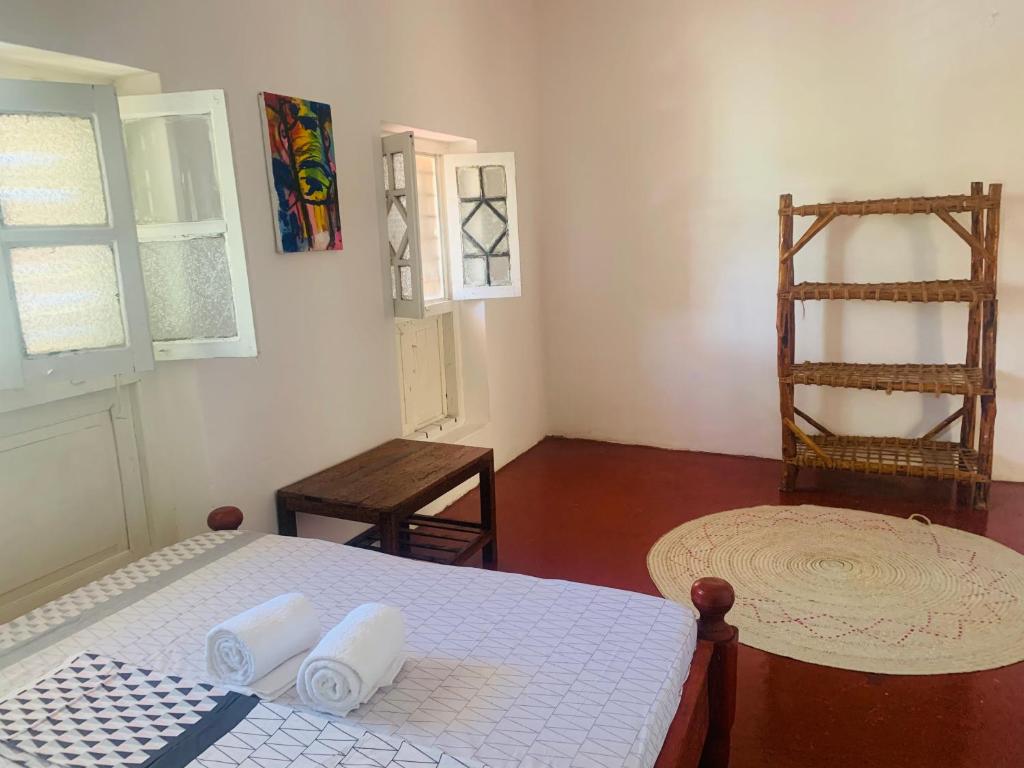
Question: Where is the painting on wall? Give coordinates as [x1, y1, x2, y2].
[259, 92, 343, 252]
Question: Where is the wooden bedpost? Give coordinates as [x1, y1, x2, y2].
[692, 577, 738, 768]
[207, 506, 244, 531]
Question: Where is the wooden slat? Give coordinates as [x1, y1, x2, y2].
[785, 362, 989, 396]
[934, 209, 994, 268]
[793, 408, 835, 437]
[781, 280, 992, 303]
[780, 211, 837, 262]
[783, 418, 833, 467]
[921, 407, 965, 440]
[349, 522, 494, 566]
[778, 194, 798, 491]
[408, 513, 483, 531]
[783, 194, 994, 216]
[960, 182, 985, 457]
[399, 527, 471, 545]
[789, 435, 983, 482]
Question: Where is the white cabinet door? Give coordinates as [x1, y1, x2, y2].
[0, 387, 149, 621]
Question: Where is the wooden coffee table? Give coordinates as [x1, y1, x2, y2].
[275, 439, 497, 569]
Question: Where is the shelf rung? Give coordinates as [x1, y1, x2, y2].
[782, 194, 994, 217]
[790, 434, 982, 482]
[784, 363, 990, 396]
[780, 280, 993, 303]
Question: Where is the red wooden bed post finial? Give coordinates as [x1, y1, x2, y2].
[692, 577, 738, 768]
[207, 506, 243, 531]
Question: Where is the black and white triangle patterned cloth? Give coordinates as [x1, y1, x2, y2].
[0, 652, 482, 768]
[0, 651, 256, 767]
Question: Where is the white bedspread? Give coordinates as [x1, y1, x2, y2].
[0, 532, 696, 768]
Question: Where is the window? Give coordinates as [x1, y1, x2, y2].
[380, 132, 523, 320]
[443, 153, 522, 300]
[0, 79, 153, 390]
[381, 130, 518, 437]
[119, 89, 256, 360]
[0, 79, 256, 393]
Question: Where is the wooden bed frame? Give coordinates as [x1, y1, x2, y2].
[207, 507, 738, 768]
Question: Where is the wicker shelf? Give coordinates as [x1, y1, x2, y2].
[780, 280, 993, 303]
[785, 362, 990, 396]
[791, 435, 982, 483]
[777, 183, 1001, 509]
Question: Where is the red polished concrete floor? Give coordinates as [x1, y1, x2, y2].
[444, 437, 1024, 768]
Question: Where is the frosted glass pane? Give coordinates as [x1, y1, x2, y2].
[482, 165, 506, 197]
[489, 256, 511, 286]
[382, 156, 390, 191]
[464, 203, 506, 252]
[391, 152, 406, 190]
[464, 257, 486, 287]
[399, 265, 413, 300]
[390, 265, 397, 300]
[492, 233, 509, 255]
[10, 245, 124, 354]
[459, 201, 477, 224]
[461, 232, 482, 256]
[139, 236, 237, 341]
[123, 114, 222, 225]
[456, 167, 480, 198]
[387, 196, 407, 258]
[0, 114, 107, 226]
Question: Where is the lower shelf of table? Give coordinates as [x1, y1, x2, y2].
[790, 434, 985, 483]
[346, 513, 492, 566]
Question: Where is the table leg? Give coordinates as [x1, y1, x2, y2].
[479, 456, 498, 570]
[380, 515, 400, 557]
[276, 495, 297, 537]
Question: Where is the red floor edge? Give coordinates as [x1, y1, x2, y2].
[443, 437, 1024, 768]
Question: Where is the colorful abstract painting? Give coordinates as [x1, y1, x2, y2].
[260, 92, 343, 252]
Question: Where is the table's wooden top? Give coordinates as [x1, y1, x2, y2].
[277, 439, 492, 512]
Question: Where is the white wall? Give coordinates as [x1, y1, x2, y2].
[0, 0, 548, 541]
[538, 0, 1024, 481]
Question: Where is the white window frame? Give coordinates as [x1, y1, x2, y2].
[0, 79, 154, 390]
[381, 131, 424, 319]
[118, 89, 257, 360]
[443, 152, 522, 300]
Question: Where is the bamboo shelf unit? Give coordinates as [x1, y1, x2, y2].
[777, 182, 1001, 509]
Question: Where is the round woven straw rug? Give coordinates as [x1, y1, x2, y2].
[647, 505, 1024, 674]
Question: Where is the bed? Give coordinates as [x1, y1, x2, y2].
[0, 508, 736, 768]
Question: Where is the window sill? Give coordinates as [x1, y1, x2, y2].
[405, 418, 486, 444]
[423, 299, 454, 318]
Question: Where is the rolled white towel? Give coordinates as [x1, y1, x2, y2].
[296, 602, 406, 716]
[206, 593, 320, 686]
